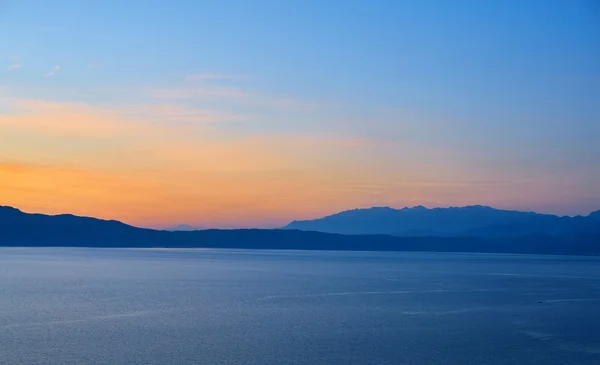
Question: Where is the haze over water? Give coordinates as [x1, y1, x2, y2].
[1, 248, 599, 365]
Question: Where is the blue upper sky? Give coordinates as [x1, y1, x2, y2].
[1, 0, 599, 227]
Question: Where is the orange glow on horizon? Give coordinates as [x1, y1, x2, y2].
[2, 98, 593, 227]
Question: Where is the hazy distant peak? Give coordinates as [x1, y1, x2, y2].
[354, 206, 394, 211]
[327, 206, 392, 217]
[445, 205, 495, 211]
[464, 205, 494, 209]
[167, 224, 201, 231]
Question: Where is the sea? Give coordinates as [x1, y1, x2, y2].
[1, 248, 599, 364]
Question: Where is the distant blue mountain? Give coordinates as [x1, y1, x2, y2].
[283, 205, 600, 237]
[1, 205, 598, 256]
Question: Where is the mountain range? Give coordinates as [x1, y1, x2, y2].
[1, 205, 599, 255]
[283, 205, 600, 238]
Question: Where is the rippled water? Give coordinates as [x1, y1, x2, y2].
[1, 248, 599, 364]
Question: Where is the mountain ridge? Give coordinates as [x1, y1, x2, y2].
[166, 224, 204, 232]
[283, 205, 600, 237]
[1, 205, 598, 256]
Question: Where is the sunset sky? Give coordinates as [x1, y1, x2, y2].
[1, 0, 599, 228]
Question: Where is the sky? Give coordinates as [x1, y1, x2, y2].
[1, 0, 599, 228]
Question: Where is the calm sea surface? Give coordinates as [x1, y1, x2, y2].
[1, 248, 599, 364]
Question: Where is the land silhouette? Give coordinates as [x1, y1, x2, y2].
[0, 205, 598, 255]
[283, 205, 600, 237]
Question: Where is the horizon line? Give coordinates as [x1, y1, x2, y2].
[2, 203, 598, 231]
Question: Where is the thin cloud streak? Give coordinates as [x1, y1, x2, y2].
[1, 98, 237, 137]
[152, 86, 248, 100]
[7, 56, 21, 70]
[45, 65, 60, 77]
[151, 86, 324, 112]
[152, 73, 324, 112]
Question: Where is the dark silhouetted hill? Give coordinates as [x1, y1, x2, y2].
[0, 206, 598, 255]
[283, 205, 600, 238]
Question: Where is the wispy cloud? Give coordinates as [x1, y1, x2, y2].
[7, 57, 21, 70]
[45, 65, 60, 77]
[120, 103, 242, 125]
[1, 98, 235, 137]
[150, 73, 323, 112]
[151, 86, 248, 100]
[151, 86, 324, 112]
